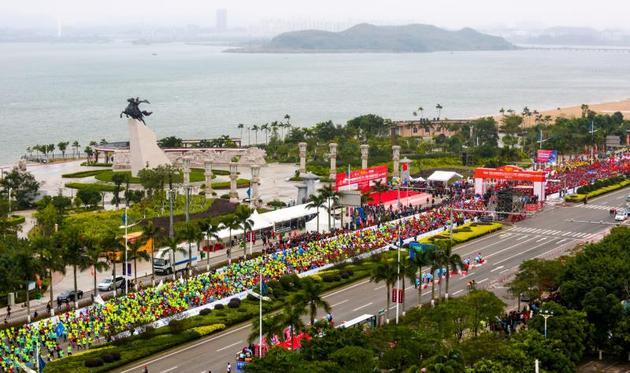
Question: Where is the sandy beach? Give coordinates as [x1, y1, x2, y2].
[492, 98, 630, 126]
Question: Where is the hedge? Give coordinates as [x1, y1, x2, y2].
[565, 178, 630, 203]
[61, 170, 109, 178]
[211, 178, 250, 190]
[6, 215, 25, 225]
[64, 182, 116, 192]
[95, 169, 211, 184]
[81, 162, 113, 167]
[420, 222, 503, 244]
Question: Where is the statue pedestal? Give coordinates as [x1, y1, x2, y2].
[128, 119, 171, 176]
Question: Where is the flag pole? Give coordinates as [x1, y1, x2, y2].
[259, 270, 263, 357]
[125, 205, 129, 295]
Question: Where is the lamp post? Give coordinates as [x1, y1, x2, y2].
[540, 309, 554, 338]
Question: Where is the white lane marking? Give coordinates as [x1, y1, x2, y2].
[500, 268, 511, 274]
[405, 285, 415, 291]
[374, 285, 385, 291]
[515, 235, 529, 241]
[562, 231, 572, 236]
[323, 279, 370, 298]
[536, 237, 547, 243]
[216, 340, 243, 352]
[557, 239, 568, 244]
[490, 265, 504, 273]
[477, 278, 488, 284]
[485, 236, 539, 260]
[499, 233, 512, 238]
[453, 290, 463, 295]
[494, 238, 560, 265]
[160, 367, 179, 373]
[353, 302, 373, 312]
[331, 299, 348, 307]
[121, 323, 251, 372]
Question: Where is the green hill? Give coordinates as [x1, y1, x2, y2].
[256, 23, 515, 52]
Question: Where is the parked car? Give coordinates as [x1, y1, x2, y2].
[56, 289, 84, 303]
[97, 276, 128, 291]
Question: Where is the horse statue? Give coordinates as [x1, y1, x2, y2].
[120, 97, 152, 124]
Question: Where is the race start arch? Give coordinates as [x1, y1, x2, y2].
[474, 165, 547, 201]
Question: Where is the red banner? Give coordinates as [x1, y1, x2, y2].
[335, 165, 388, 192]
[474, 165, 546, 183]
[391, 288, 405, 303]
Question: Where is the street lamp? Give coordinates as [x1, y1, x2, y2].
[540, 309, 554, 338]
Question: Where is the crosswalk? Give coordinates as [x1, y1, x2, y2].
[509, 226, 599, 239]
[576, 204, 614, 211]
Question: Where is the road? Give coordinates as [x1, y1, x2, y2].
[118, 187, 630, 373]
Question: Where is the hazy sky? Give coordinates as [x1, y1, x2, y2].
[1, 0, 628, 30]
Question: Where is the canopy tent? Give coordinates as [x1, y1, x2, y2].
[216, 209, 273, 239]
[427, 171, 463, 184]
[409, 176, 426, 183]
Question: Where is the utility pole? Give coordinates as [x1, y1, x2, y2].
[540, 309, 554, 338]
[589, 120, 598, 163]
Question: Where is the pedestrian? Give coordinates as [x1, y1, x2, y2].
[226, 362, 232, 373]
[143, 365, 149, 373]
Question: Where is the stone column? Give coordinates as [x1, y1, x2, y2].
[329, 143, 337, 181]
[251, 165, 261, 208]
[182, 157, 191, 186]
[298, 142, 307, 174]
[360, 144, 369, 169]
[392, 145, 401, 178]
[229, 162, 239, 203]
[204, 161, 213, 199]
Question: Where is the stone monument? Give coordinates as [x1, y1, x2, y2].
[298, 142, 307, 174]
[360, 144, 369, 169]
[329, 143, 337, 181]
[121, 98, 171, 176]
[392, 145, 401, 178]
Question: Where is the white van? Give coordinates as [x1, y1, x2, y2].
[153, 242, 199, 275]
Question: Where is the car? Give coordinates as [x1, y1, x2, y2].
[97, 276, 128, 291]
[56, 289, 83, 303]
[615, 208, 627, 222]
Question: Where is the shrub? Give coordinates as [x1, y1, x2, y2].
[100, 352, 121, 363]
[84, 358, 104, 367]
[192, 324, 226, 336]
[237, 308, 248, 313]
[246, 293, 258, 301]
[144, 326, 157, 338]
[214, 303, 225, 310]
[322, 274, 341, 282]
[168, 319, 186, 334]
[279, 274, 301, 290]
[216, 311, 226, 317]
[199, 308, 212, 316]
[227, 298, 241, 309]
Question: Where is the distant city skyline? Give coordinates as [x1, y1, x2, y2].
[1, 0, 629, 32]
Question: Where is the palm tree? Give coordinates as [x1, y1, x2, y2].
[261, 123, 270, 145]
[33, 235, 66, 314]
[437, 240, 464, 300]
[429, 248, 447, 302]
[62, 226, 89, 308]
[47, 144, 55, 160]
[165, 235, 187, 280]
[199, 220, 220, 271]
[84, 146, 94, 163]
[412, 106, 424, 118]
[319, 185, 339, 231]
[235, 208, 254, 257]
[248, 313, 284, 347]
[141, 222, 162, 284]
[305, 194, 325, 232]
[128, 239, 150, 284]
[291, 278, 331, 326]
[237, 123, 245, 143]
[101, 229, 125, 298]
[72, 140, 80, 158]
[83, 239, 110, 296]
[57, 141, 69, 159]
[224, 215, 241, 264]
[411, 245, 434, 307]
[181, 222, 204, 277]
[400, 258, 418, 313]
[435, 104, 443, 119]
[252, 125, 260, 145]
[281, 304, 306, 349]
[12, 240, 43, 322]
[370, 256, 398, 321]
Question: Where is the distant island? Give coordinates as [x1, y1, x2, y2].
[229, 23, 515, 53]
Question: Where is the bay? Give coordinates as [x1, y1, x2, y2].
[1, 42, 629, 165]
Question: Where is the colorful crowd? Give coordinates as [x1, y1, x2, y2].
[0, 198, 487, 371]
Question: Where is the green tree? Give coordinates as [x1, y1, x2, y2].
[12, 240, 44, 321]
[180, 222, 203, 278]
[0, 167, 40, 210]
[235, 206, 254, 257]
[464, 290, 505, 337]
[411, 245, 434, 307]
[329, 346, 375, 373]
[291, 277, 331, 326]
[436, 239, 463, 301]
[82, 238, 110, 296]
[164, 235, 187, 280]
[33, 234, 66, 313]
[76, 187, 101, 209]
[305, 194, 325, 232]
[509, 258, 563, 310]
[582, 286, 624, 354]
[158, 136, 183, 148]
[62, 226, 89, 308]
[57, 141, 70, 159]
[141, 221, 163, 282]
[500, 114, 523, 149]
[111, 172, 129, 208]
[248, 313, 285, 346]
[282, 303, 306, 349]
[127, 238, 150, 283]
[370, 256, 398, 321]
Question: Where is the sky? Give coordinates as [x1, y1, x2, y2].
[1, 0, 628, 30]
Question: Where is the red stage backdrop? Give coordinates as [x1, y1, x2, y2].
[474, 165, 546, 182]
[336, 165, 388, 192]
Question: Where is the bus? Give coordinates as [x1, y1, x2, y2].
[337, 314, 377, 331]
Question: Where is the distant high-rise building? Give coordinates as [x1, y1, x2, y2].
[216, 9, 227, 32]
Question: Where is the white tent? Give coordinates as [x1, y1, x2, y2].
[216, 209, 273, 239]
[427, 171, 463, 184]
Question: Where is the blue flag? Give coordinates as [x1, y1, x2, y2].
[121, 212, 127, 225]
[55, 322, 65, 337]
[246, 187, 252, 198]
[261, 280, 269, 296]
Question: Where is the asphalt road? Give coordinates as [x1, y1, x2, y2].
[118, 187, 630, 373]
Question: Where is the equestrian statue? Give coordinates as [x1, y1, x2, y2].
[120, 97, 152, 124]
